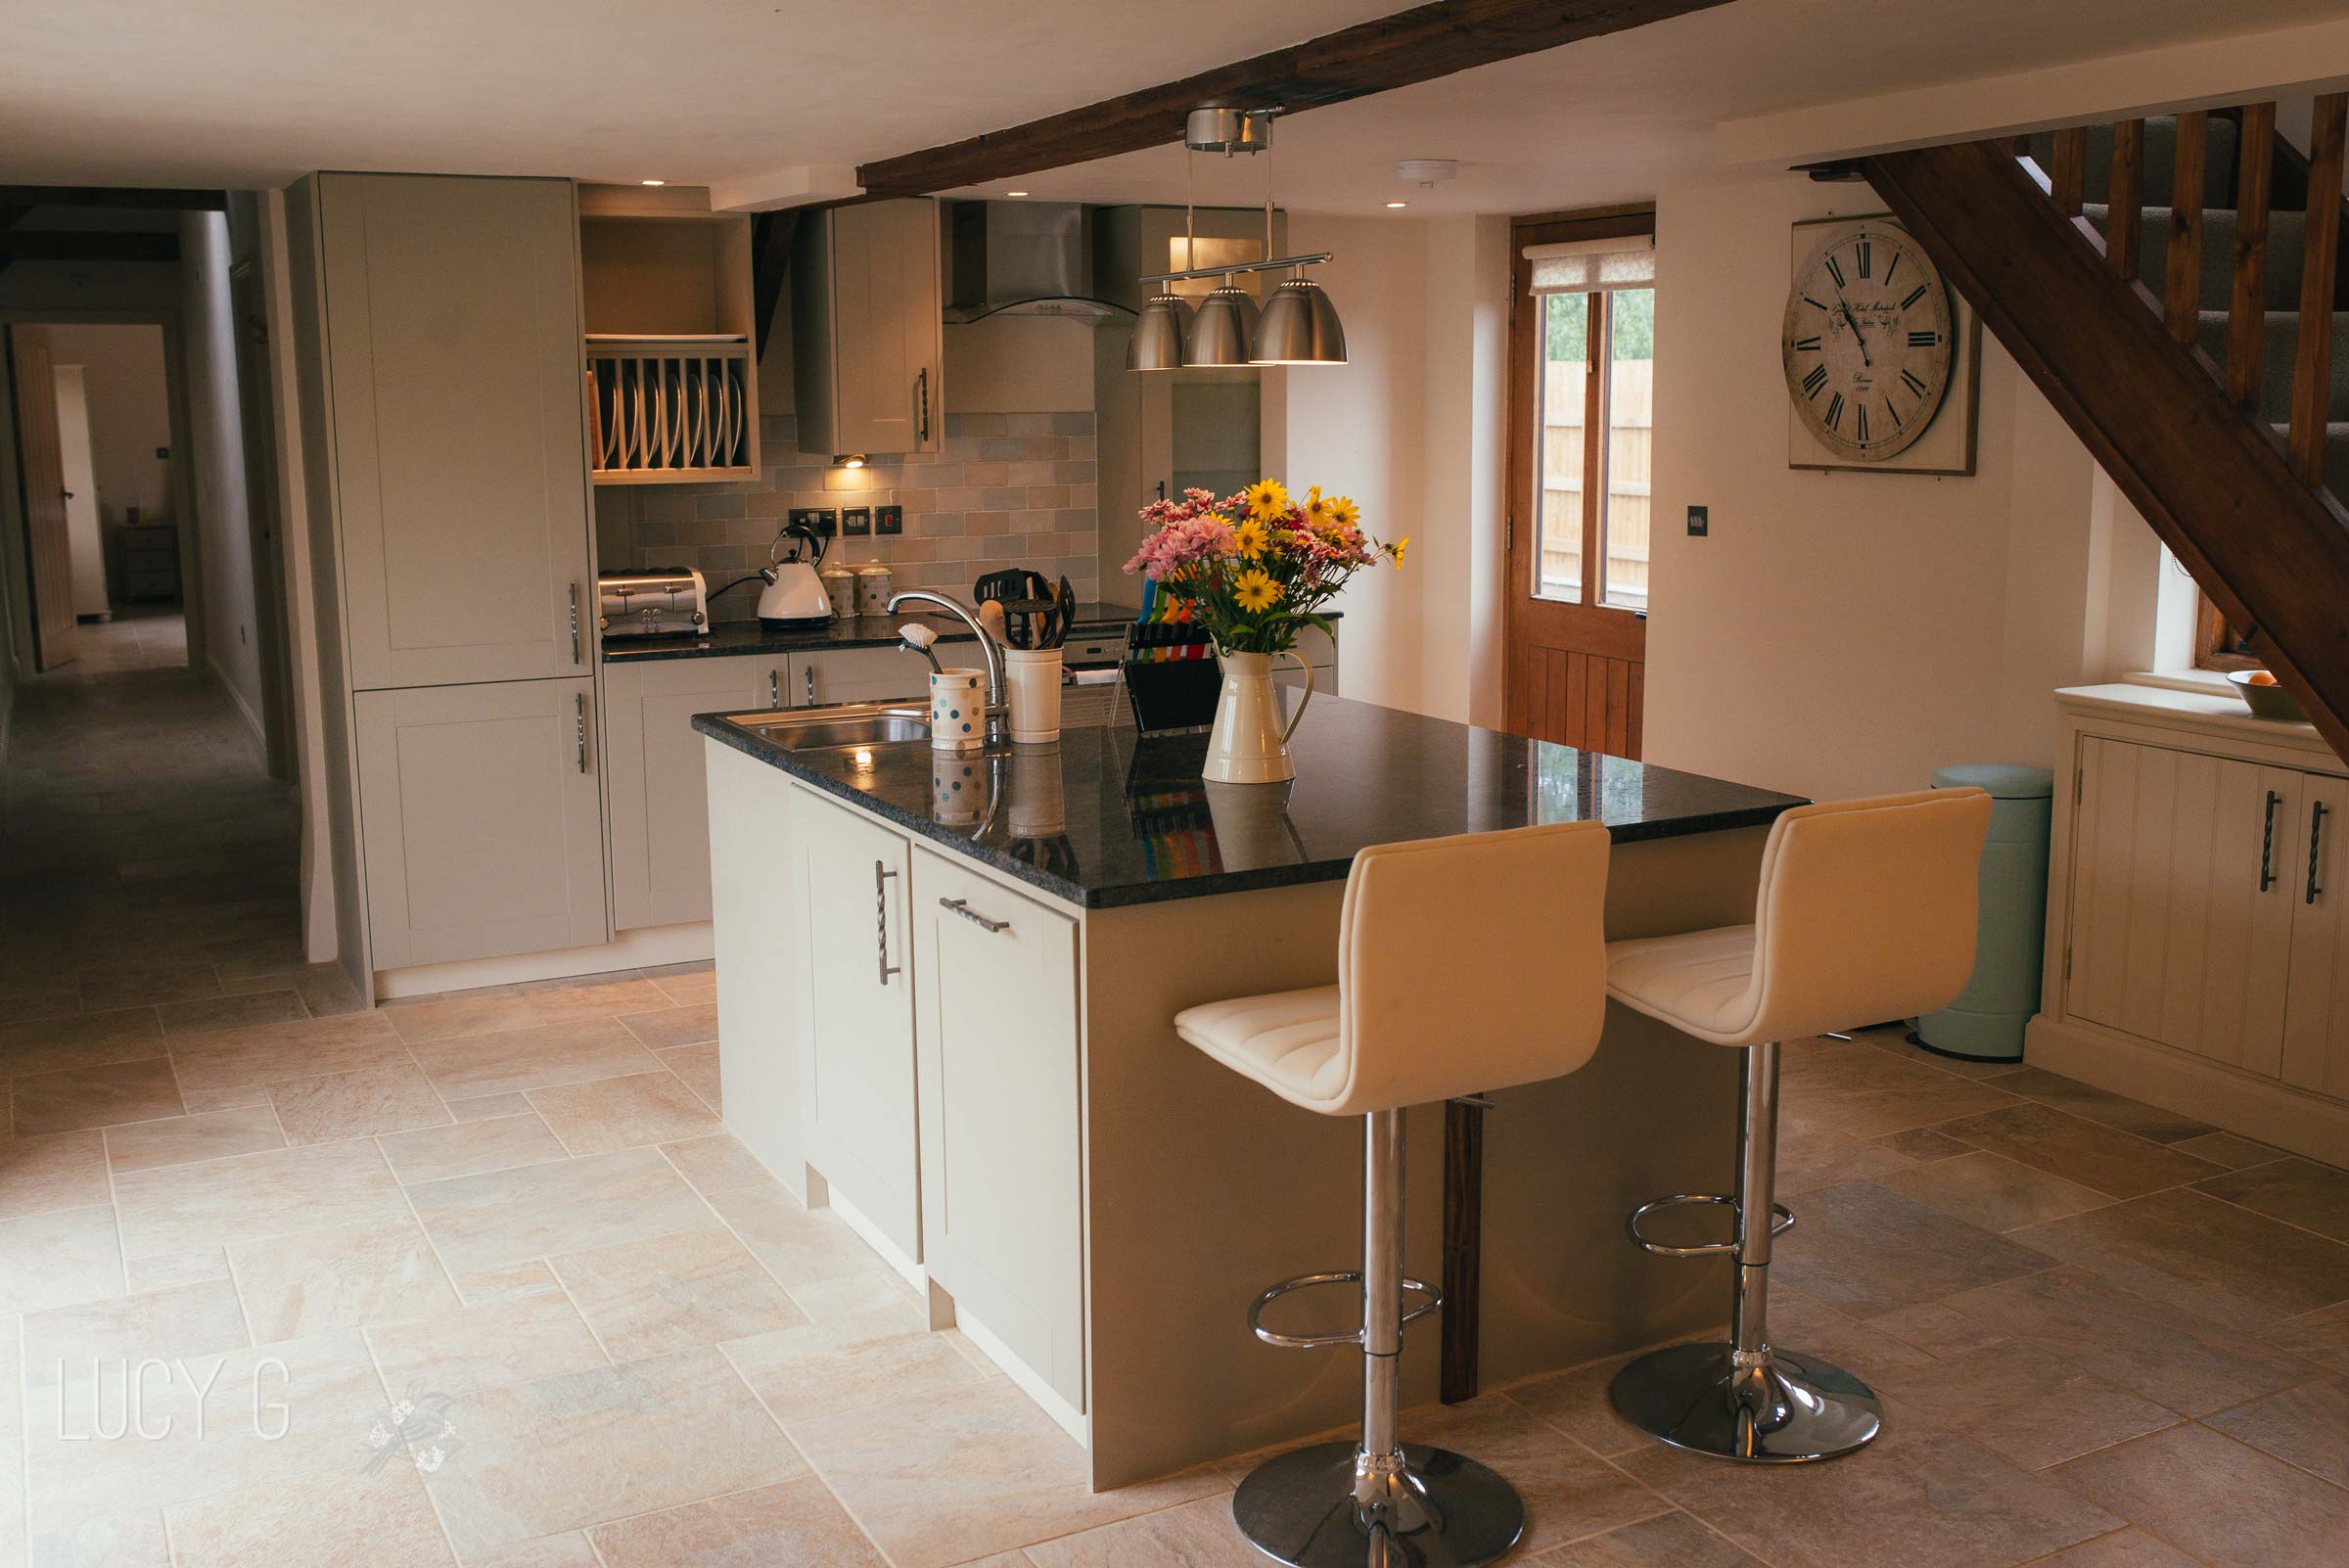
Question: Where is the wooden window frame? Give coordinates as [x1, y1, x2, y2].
[2196, 594, 2265, 672]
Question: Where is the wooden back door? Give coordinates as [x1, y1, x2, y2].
[1503, 208, 1655, 756]
[6, 325, 80, 670]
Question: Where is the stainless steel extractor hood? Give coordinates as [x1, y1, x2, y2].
[944, 201, 1134, 325]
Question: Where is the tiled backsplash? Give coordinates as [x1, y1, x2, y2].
[597, 411, 1099, 623]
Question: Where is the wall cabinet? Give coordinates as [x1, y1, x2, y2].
[794, 788, 923, 1263]
[604, 654, 783, 931]
[2035, 684, 2349, 1164]
[912, 847, 1085, 1411]
[352, 678, 608, 969]
[313, 173, 594, 690]
[792, 200, 944, 457]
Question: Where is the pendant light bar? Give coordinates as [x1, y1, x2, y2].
[1138, 251, 1335, 285]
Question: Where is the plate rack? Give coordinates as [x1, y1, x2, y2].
[585, 335, 755, 484]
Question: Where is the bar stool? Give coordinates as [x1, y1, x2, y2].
[1175, 821, 1613, 1568]
[1605, 788, 1993, 1463]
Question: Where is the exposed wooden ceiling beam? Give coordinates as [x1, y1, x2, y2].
[855, 0, 1731, 197]
[0, 184, 226, 211]
[0, 231, 181, 263]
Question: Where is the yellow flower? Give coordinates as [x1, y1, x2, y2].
[1393, 534, 1410, 564]
[1233, 569, 1282, 613]
[1231, 518, 1269, 559]
[1304, 485, 1335, 525]
[1328, 495, 1361, 530]
[1244, 479, 1291, 522]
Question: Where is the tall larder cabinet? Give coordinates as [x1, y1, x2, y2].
[287, 173, 608, 992]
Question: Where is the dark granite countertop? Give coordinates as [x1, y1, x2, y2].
[693, 694, 1805, 909]
[601, 603, 1144, 665]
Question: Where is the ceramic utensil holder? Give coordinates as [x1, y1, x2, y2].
[1004, 647, 1063, 744]
[930, 669, 987, 753]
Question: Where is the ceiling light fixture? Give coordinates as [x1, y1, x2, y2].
[1128, 107, 1346, 370]
[1386, 201, 1408, 209]
[834, 453, 867, 470]
[1007, 190, 1030, 197]
[640, 179, 667, 187]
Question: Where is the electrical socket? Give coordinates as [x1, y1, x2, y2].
[1686, 505, 1710, 537]
[840, 506, 872, 536]
[788, 507, 838, 536]
[876, 505, 903, 536]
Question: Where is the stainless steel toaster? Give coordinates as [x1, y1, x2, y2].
[597, 569, 709, 639]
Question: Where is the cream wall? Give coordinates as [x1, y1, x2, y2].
[179, 209, 266, 735]
[44, 323, 173, 533]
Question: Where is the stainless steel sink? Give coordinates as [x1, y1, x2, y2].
[726, 701, 931, 752]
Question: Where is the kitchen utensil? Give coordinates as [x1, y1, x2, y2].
[2229, 669, 2310, 722]
[854, 563, 896, 616]
[899, 622, 944, 674]
[930, 669, 988, 753]
[975, 568, 1051, 610]
[978, 598, 1008, 644]
[756, 520, 834, 627]
[596, 568, 709, 639]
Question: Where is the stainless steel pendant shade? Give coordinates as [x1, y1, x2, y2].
[1127, 293, 1193, 372]
[1250, 276, 1348, 365]
[1188, 284, 1258, 367]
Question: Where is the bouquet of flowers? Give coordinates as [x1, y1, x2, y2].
[1122, 480, 1406, 655]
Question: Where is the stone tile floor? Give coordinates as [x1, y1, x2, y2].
[5, 655, 2349, 1566]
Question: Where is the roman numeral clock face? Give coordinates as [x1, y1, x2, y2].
[1782, 221, 1955, 462]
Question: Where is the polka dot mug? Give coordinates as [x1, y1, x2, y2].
[929, 669, 987, 754]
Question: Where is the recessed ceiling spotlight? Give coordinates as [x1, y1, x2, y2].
[1007, 190, 1031, 197]
[641, 179, 667, 187]
[1386, 201, 1408, 209]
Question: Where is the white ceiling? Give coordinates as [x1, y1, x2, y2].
[1, 0, 2341, 214]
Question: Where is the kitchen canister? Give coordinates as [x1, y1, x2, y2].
[820, 564, 856, 621]
[929, 669, 987, 753]
[1002, 647, 1063, 745]
[853, 563, 895, 617]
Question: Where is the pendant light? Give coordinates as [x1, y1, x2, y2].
[1127, 107, 1348, 371]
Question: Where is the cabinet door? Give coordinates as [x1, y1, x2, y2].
[318, 174, 592, 688]
[2068, 737, 2298, 1075]
[2282, 775, 2349, 1097]
[353, 678, 608, 969]
[605, 655, 784, 930]
[796, 791, 922, 1261]
[912, 849, 1084, 1410]
[830, 200, 942, 455]
[793, 645, 940, 707]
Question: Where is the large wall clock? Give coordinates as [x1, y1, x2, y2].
[1783, 215, 1978, 475]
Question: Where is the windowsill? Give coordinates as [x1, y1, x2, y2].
[2124, 668, 2235, 697]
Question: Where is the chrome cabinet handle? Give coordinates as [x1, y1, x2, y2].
[939, 897, 1009, 934]
[2261, 790, 2281, 892]
[2312, 801, 2330, 906]
[916, 367, 931, 444]
[769, 668, 781, 709]
[570, 582, 581, 665]
[875, 861, 901, 984]
[805, 667, 815, 706]
[575, 693, 587, 773]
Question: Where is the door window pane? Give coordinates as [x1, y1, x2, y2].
[1601, 288, 1653, 612]
[1534, 292, 1587, 602]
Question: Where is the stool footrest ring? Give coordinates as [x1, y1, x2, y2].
[1246, 1269, 1441, 1349]
[1627, 1193, 1795, 1259]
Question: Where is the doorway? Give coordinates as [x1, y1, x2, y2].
[6, 321, 187, 672]
[1503, 206, 1655, 756]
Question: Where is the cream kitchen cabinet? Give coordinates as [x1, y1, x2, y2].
[352, 678, 608, 969]
[791, 200, 944, 457]
[603, 654, 784, 931]
[310, 173, 594, 690]
[2034, 684, 2349, 1165]
[792, 644, 942, 707]
[911, 846, 1085, 1412]
[794, 787, 923, 1264]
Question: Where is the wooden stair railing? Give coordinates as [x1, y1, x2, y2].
[1861, 104, 2349, 763]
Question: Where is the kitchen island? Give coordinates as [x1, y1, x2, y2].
[696, 694, 1803, 1488]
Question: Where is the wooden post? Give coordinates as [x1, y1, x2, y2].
[2291, 94, 2346, 485]
[2229, 102, 2277, 408]
[2164, 111, 2210, 345]
[2050, 126, 2089, 218]
[2107, 119, 2144, 279]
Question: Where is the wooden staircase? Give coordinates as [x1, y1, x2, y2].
[1858, 97, 2349, 762]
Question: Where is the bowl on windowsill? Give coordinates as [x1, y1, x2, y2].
[2227, 669, 2310, 722]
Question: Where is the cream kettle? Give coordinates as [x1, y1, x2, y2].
[756, 520, 835, 627]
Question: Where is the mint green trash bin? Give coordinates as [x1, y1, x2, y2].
[1912, 763, 2055, 1063]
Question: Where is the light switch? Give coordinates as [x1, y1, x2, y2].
[1686, 505, 1710, 537]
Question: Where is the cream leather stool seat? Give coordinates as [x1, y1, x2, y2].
[1176, 821, 1612, 1568]
[1606, 788, 1992, 1464]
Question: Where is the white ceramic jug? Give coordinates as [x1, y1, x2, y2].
[1203, 650, 1314, 785]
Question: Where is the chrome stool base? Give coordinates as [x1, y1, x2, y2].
[1610, 1341, 1882, 1463]
[1232, 1441, 1526, 1568]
